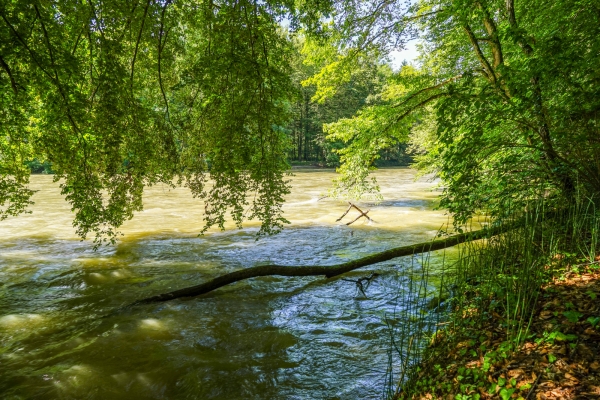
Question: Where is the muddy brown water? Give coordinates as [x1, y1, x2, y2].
[0, 168, 451, 399]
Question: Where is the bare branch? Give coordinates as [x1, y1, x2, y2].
[336, 203, 353, 222]
[131, 0, 151, 90]
[463, 24, 496, 84]
[157, 0, 173, 121]
[505, 0, 533, 55]
[392, 74, 462, 109]
[0, 12, 54, 84]
[506, 0, 517, 27]
[0, 56, 18, 94]
[346, 209, 370, 225]
[476, 2, 503, 68]
[32, 5, 82, 135]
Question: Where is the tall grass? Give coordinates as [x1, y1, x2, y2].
[385, 198, 600, 398]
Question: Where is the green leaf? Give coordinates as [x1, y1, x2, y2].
[500, 388, 516, 400]
[587, 316, 600, 328]
[563, 310, 583, 323]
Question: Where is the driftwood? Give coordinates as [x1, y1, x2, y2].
[342, 272, 380, 297]
[346, 210, 370, 226]
[336, 203, 353, 221]
[336, 202, 373, 225]
[129, 223, 514, 307]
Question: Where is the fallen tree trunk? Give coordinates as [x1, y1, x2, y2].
[130, 223, 513, 306]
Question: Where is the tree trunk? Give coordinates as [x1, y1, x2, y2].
[128, 222, 516, 307]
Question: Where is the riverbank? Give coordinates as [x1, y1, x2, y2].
[397, 261, 600, 399]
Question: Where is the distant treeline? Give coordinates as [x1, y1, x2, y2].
[287, 45, 412, 167]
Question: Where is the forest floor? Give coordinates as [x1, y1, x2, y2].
[399, 262, 600, 399]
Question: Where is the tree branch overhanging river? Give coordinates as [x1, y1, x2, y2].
[127, 221, 517, 307]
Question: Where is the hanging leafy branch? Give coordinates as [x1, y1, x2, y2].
[0, 0, 299, 245]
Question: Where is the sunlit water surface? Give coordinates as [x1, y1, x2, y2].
[0, 168, 450, 399]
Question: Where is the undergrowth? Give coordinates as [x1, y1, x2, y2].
[385, 198, 600, 399]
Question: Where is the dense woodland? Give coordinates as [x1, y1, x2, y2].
[1, 0, 598, 241]
[287, 48, 410, 166]
[1, 0, 600, 397]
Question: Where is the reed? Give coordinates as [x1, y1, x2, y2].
[386, 197, 600, 398]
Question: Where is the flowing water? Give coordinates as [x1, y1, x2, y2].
[0, 168, 451, 399]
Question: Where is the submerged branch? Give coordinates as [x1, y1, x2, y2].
[346, 209, 370, 225]
[129, 222, 515, 306]
[336, 202, 373, 225]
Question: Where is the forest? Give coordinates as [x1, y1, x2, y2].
[1, 0, 600, 398]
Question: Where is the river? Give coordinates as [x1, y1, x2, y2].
[0, 168, 450, 399]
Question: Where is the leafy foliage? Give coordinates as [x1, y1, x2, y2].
[318, 0, 600, 223]
[0, 0, 299, 244]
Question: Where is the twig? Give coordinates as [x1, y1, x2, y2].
[346, 210, 370, 226]
[336, 203, 353, 222]
[525, 370, 542, 400]
[572, 260, 600, 268]
[342, 273, 380, 297]
[351, 204, 373, 220]
[336, 202, 374, 225]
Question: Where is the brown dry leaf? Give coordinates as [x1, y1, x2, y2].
[508, 368, 524, 378]
[584, 327, 599, 335]
[541, 390, 556, 399]
[532, 371, 538, 380]
[590, 361, 600, 371]
[540, 310, 554, 320]
[564, 372, 578, 382]
[517, 379, 534, 389]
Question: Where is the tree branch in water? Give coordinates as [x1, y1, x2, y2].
[336, 202, 373, 225]
[129, 223, 514, 306]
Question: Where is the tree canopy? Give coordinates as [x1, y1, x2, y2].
[0, 0, 301, 244]
[318, 0, 600, 223]
[1, 0, 599, 242]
